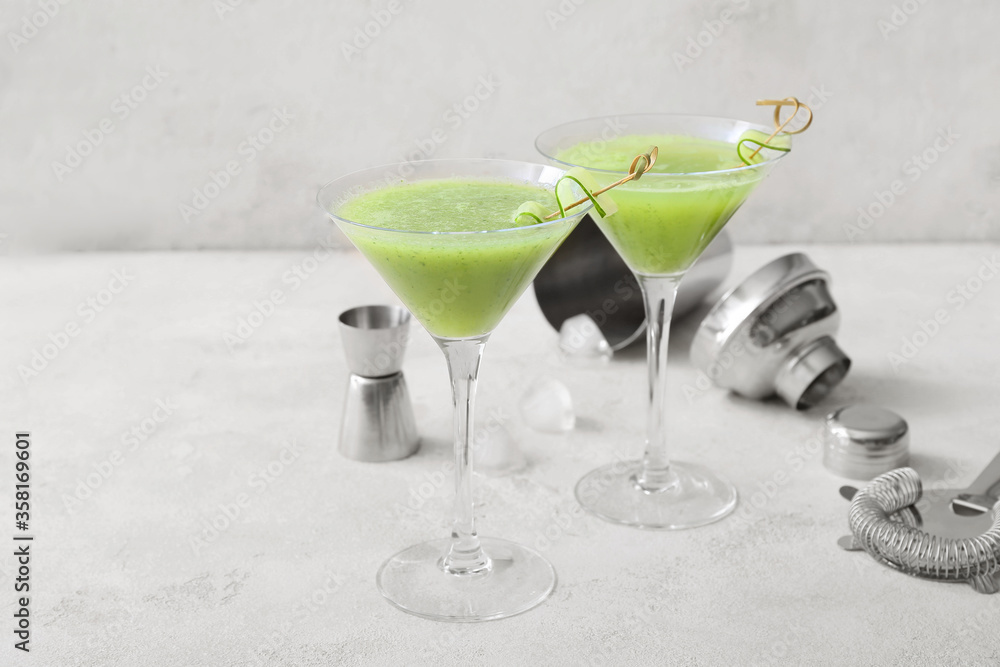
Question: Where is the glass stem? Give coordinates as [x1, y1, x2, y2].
[636, 273, 683, 492]
[435, 335, 492, 576]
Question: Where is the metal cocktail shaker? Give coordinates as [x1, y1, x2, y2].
[338, 305, 419, 461]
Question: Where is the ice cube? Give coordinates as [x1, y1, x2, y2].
[473, 422, 525, 476]
[559, 314, 613, 361]
[519, 377, 575, 433]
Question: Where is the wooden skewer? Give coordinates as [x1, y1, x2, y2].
[545, 146, 659, 220]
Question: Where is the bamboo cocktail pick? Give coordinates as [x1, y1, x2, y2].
[739, 96, 814, 164]
[544, 146, 659, 219]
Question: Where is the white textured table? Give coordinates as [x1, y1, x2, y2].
[3, 245, 999, 666]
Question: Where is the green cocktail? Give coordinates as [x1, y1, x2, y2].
[537, 115, 791, 530]
[337, 179, 564, 338]
[557, 134, 769, 275]
[318, 159, 591, 622]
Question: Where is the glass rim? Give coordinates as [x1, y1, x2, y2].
[535, 112, 791, 177]
[316, 158, 595, 237]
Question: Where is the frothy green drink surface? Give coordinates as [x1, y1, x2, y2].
[336, 178, 573, 339]
[558, 134, 767, 275]
[339, 179, 557, 232]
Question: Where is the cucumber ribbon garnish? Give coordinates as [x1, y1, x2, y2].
[512, 201, 551, 226]
[736, 133, 791, 166]
[737, 96, 813, 165]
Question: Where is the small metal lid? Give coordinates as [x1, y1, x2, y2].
[823, 405, 910, 480]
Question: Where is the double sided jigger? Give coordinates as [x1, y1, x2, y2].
[338, 305, 419, 462]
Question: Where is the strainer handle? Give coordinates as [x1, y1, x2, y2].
[966, 451, 1000, 498]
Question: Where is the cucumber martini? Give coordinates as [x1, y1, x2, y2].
[537, 115, 792, 529]
[319, 159, 592, 622]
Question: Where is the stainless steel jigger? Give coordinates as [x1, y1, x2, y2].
[338, 305, 419, 461]
[690, 253, 851, 410]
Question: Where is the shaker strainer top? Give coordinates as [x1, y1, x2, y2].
[690, 253, 851, 410]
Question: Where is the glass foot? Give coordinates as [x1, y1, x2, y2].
[575, 460, 738, 529]
[376, 537, 556, 622]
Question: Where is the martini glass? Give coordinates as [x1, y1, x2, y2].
[536, 114, 790, 529]
[318, 159, 592, 621]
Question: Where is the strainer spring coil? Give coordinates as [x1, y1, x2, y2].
[849, 467, 1000, 593]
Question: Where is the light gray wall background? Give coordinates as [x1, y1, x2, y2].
[2, 0, 997, 253]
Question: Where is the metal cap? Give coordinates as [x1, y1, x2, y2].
[823, 405, 909, 480]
